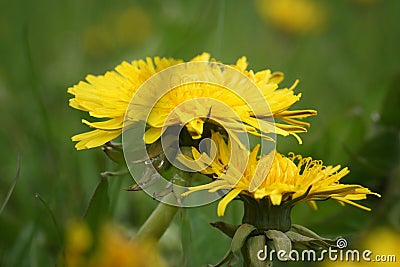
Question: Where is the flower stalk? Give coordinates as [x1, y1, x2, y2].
[134, 199, 178, 242]
[133, 166, 192, 242]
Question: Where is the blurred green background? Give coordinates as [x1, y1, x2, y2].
[0, 0, 399, 266]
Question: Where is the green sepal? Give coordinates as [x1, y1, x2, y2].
[243, 235, 267, 267]
[208, 223, 255, 266]
[231, 224, 256, 260]
[289, 224, 339, 249]
[265, 230, 292, 261]
[102, 141, 124, 164]
[291, 224, 339, 243]
[286, 231, 337, 250]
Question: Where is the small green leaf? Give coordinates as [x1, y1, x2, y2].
[210, 221, 240, 238]
[0, 153, 21, 216]
[101, 141, 125, 164]
[83, 177, 110, 232]
[35, 192, 62, 240]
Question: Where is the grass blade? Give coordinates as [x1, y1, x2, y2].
[0, 153, 21, 216]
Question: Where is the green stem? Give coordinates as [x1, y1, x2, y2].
[133, 166, 192, 242]
[134, 198, 179, 242]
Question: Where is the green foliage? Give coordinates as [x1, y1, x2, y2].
[83, 177, 111, 232]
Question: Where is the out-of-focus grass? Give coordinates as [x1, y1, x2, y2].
[0, 0, 399, 266]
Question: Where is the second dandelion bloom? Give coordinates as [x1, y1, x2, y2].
[182, 132, 380, 220]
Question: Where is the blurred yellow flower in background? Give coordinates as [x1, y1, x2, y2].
[64, 221, 168, 267]
[114, 7, 152, 46]
[255, 0, 328, 35]
[82, 6, 152, 58]
[82, 25, 114, 58]
[64, 221, 92, 267]
[321, 227, 399, 266]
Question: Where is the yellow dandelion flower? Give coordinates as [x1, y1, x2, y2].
[69, 53, 316, 150]
[183, 133, 380, 217]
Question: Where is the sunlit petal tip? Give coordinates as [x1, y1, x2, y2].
[289, 79, 300, 90]
[292, 133, 303, 144]
[307, 200, 318, 211]
[270, 71, 284, 83]
[191, 52, 211, 62]
[235, 56, 248, 71]
[74, 143, 86, 150]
